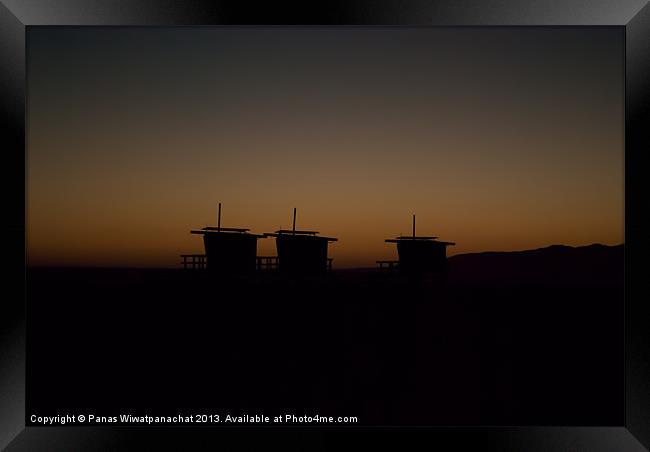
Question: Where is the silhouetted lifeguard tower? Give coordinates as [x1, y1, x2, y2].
[264, 208, 337, 274]
[385, 215, 455, 275]
[189, 203, 262, 274]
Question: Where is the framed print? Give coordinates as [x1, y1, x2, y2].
[1, 1, 649, 450]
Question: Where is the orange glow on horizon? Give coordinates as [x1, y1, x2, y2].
[26, 28, 624, 268]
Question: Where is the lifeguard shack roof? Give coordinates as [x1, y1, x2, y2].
[263, 230, 338, 241]
[385, 235, 455, 245]
[191, 226, 263, 237]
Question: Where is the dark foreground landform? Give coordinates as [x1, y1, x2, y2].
[28, 244, 623, 426]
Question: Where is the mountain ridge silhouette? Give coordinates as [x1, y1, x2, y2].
[448, 243, 623, 285]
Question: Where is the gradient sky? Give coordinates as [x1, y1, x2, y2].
[27, 27, 624, 268]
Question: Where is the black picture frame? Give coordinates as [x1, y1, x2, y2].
[1, 1, 649, 450]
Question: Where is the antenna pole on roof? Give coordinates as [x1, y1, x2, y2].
[413, 214, 416, 238]
[218, 203, 221, 232]
[292, 208, 296, 235]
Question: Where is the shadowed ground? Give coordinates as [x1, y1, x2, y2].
[27, 244, 623, 425]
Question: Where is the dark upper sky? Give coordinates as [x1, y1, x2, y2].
[27, 27, 623, 267]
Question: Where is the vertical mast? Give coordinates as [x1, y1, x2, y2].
[412, 214, 416, 238]
[292, 208, 297, 235]
[218, 203, 221, 232]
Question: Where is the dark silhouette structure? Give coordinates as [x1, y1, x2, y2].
[180, 254, 207, 270]
[385, 215, 455, 275]
[264, 208, 337, 274]
[190, 203, 262, 274]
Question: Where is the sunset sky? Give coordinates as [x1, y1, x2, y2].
[27, 27, 624, 268]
